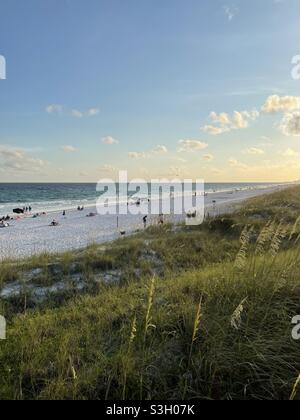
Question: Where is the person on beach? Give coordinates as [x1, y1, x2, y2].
[86, 212, 96, 217]
[63, 210, 66, 216]
[50, 219, 59, 226]
[143, 215, 148, 229]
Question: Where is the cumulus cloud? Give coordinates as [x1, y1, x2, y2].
[0, 146, 46, 173]
[244, 147, 265, 155]
[102, 136, 119, 145]
[128, 152, 147, 159]
[46, 104, 63, 115]
[283, 148, 299, 157]
[152, 145, 168, 154]
[178, 139, 208, 152]
[262, 95, 300, 113]
[87, 108, 100, 116]
[279, 112, 300, 136]
[61, 145, 77, 153]
[72, 108, 100, 118]
[224, 5, 238, 21]
[228, 158, 248, 170]
[202, 109, 259, 135]
[71, 109, 84, 118]
[203, 154, 214, 161]
[98, 164, 117, 173]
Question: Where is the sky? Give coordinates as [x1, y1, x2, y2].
[0, 0, 300, 182]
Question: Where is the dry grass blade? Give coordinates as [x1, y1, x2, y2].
[290, 374, 300, 400]
[144, 276, 156, 340]
[230, 298, 247, 330]
[192, 298, 203, 344]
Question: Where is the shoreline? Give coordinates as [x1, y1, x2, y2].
[0, 182, 295, 260]
[0, 182, 294, 218]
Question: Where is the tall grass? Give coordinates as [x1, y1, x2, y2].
[1, 186, 300, 400]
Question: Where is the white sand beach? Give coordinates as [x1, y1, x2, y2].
[0, 183, 293, 260]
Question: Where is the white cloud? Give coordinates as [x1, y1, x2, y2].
[102, 136, 119, 145]
[87, 108, 100, 116]
[224, 5, 238, 21]
[202, 109, 259, 135]
[46, 104, 63, 115]
[202, 125, 229, 135]
[279, 112, 300, 136]
[203, 154, 214, 161]
[72, 108, 100, 118]
[172, 156, 187, 163]
[283, 148, 299, 157]
[61, 145, 77, 153]
[98, 164, 117, 173]
[46, 105, 100, 118]
[244, 147, 265, 155]
[178, 139, 208, 152]
[228, 158, 248, 170]
[71, 109, 84, 118]
[128, 152, 147, 159]
[152, 145, 168, 154]
[0, 146, 46, 173]
[262, 95, 300, 113]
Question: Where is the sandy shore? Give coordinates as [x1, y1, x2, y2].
[0, 184, 292, 260]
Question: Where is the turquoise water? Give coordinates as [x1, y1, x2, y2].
[0, 182, 280, 215]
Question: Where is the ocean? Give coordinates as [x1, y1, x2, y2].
[0, 182, 282, 216]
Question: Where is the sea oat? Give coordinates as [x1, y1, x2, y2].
[270, 221, 288, 258]
[289, 216, 300, 241]
[230, 298, 247, 330]
[234, 226, 254, 270]
[255, 220, 275, 256]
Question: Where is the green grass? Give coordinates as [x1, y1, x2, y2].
[0, 186, 300, 400]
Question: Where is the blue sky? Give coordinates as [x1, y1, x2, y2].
[0, 0, 300, 182]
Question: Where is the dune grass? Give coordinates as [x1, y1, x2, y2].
[0, 186, 300, 400]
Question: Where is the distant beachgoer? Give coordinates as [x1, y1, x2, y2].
[143, 215, 148, 229]
[0, 221, 9, 228]
[63, 210, 66, 216]
[29, 206, 32, 212]
[50, 219, 59, 226]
